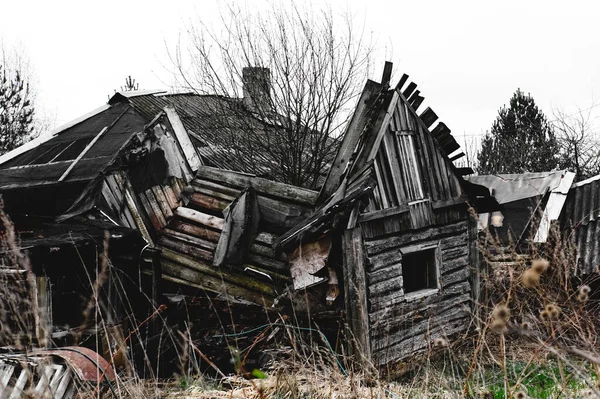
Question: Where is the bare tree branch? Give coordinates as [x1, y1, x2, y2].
[168, 1, 373, 189]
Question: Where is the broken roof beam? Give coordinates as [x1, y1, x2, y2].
[408, 90, 424, 111]
[402, 82, 417, 99]
[449, 151, 465, 162]
[318, 80, 383, 202]
[419, 107, 438, 128]
[381, 61, 393, 87]
[164, 106, 203, 174]
[395, 74, 409, 91]
[195, 166, 318, 206]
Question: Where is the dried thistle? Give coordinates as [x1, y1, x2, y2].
[493, 304, 510, 321]
[433, 337, 448, 349]
[520, 321, 532, 330]
[540, 310, 550, 321]
[490, 318, 507, 334]
[522, 269, 540, 288]
[545, 304, 561, 319]
[531, 258, 549, 274]
[577, 292, 589, 303]
[515, 390, 528, 399]
[579, 285, 591, 295]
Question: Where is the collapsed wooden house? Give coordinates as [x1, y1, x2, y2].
[0, 62, 485, 370]
[278, 63, 482, 366]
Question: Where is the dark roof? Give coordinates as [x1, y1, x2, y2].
[127, 93, 280, 177]
[0, 103, 146, 190]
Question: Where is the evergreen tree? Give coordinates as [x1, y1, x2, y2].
[478, 89, 559, 174]
[0, 63, 34, 155]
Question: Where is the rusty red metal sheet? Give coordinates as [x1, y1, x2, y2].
[35, 346, 116, 381]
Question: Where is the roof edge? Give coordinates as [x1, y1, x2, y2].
[573, 173, 600, 188]
[0, 103, 111, 166]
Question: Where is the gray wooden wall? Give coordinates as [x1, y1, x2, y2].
[363, 219, 472, 365]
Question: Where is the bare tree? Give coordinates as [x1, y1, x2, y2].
[553, 106, 600, 182]
[170, 2, 373, 189]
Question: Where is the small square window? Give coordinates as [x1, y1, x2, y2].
[402, 247, 439, 294]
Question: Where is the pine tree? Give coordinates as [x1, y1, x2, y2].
[478, 89, 559, 174]
[0, 63, 34, 155]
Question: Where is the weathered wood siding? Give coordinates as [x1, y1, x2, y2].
[362, 219, 472, 365]
[371, 93, 463, 213]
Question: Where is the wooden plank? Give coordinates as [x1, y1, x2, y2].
[160, 266, 273, 306]
[402, 82, 417, 99]
[373, 159, 389, 209]
[162, 228, 217, 251]
[395, 73, 409, 91]
[196, 166, 318, 206]
[419, 107, 438, 128]
[342, 227, 371, 363]
[414, 124, 438, 200]
[364, 220, 468, 255]
[358, 204, 409, 223]
[114, 172, 154, 245]
[164, 105, 203, 172]
[375, 146, 399, 207]
[143, 190, 167, 230]
[380, 61, 393, 86]
[382, 131, 408, 204]
[162, 185, 179, 210]
[100, 181, 121, 216]
[160, 250, 275, 296]
[189, 192, 230, 212]
[410, 95, 424, 111]
[159, 235, 214, 263]
[168, 219, 221, 243]
[152, 186, 174, 220]
[171, 177, 182, 199]
[105, 175, 136, 228]
[319, 80, 383, 202]
[174, 207, 224, 230]
[449, 151, 465, 162]
[364, 91, 400, 166]
[407, 90, 421, 108]
[192, 179, 240, 200]
[58, 127, 108, 182]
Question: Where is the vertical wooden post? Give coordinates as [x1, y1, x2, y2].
[342, 227, 371, 366]
[35, 276, 51, 348]
[468, 213, 481, 324]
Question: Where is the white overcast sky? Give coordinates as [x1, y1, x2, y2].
[1, 0, 599, 151]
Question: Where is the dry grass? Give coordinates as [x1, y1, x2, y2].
[0, 196, 599, 399]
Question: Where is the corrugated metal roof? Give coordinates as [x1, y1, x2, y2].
[560, 174, 600, 274]
[466, 171, 568, 204]
[127, 93, 331, 185]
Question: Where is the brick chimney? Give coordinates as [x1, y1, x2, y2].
[242, 67, 271, 113]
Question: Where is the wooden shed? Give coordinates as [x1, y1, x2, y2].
[278, 63, 480, 366]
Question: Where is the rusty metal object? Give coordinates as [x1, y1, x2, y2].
[35, 346, 116, 381]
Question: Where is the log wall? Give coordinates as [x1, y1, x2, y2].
[362, 219, 472, 365]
